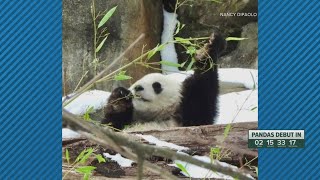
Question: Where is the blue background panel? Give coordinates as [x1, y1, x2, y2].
[0, 0, 319, 179]
[259, 0, 320, 179]
[0, 0, 61, 179]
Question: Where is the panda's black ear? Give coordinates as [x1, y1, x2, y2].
[152, 82, 163, 94]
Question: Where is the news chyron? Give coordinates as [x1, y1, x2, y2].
[248, 130, 305, 148]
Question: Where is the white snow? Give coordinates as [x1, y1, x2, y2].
[136, 134, 189, 151]
[216, 90, 258, 124]
[219, 68, 258, 89]
[166, 71, 192, 83]
[171, 154, 254, 179]
[62, 128, 81, 139]
[165, 68, 258, 90]
[63, 90, 111, 115]
[103, 153, 134, 167]
[161, 9, 179, 74]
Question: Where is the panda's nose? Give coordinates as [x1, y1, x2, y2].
[134, 85, 144, 92]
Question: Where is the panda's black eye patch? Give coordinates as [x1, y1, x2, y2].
[152, 82, 163, 94]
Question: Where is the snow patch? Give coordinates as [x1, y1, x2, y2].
[219, 68, 258, 89]
[171, 155, 254, 179]
[166, 72, 192, 83]
[136, 134, 189, 151]
[62, 128, 81, 139]
[103, 153, 134, 167]
[216, 90, 258, 124]
[161, 9, 179, 74]
[64, 90, 110, 115]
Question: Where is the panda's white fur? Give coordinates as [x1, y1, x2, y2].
[129, 73, 182, 124]
[161, 9, 179, 74]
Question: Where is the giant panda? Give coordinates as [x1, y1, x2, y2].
[101, 32, 226, 130]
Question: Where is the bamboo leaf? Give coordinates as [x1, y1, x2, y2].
[79, 148, 94, 164]
[65, 149, 70, 164]
[224, 124, 232, 138]
[251, 107, 257, 111]
[175, 37, 192, 44]
[95, 35, 108, 53]
[176, 163, 190, 177]
[159, 60, 181, 68]
[209, 0, 222, 3]
[75, 166, 96, 174]
[225, 37, 248, 41]
[147, 44, 166, 60]
[95, 154, 107, 163]
[75, 149, 87, 163]
[83, 173, 90, 180]
[186, 58, 195, 71]
[114, 71, 132, 81]
[98, 6, 117, 28]
[186, 46, 196, 56]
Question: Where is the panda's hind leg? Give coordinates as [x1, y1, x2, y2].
[177, 32, 226, 126]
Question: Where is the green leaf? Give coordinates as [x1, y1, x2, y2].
[186, 58, 195, 71]
[95, 154, 107, 163]
[114, 71, 132, 81]
[209, 0, 222, 3]
[83, 113, 90, 121]
[83, 173, 90, 180]
[159, 60, 181, 68]
[210, 147, 221, 161]
[83, 106, 94, 121]
[175, 37, 192, 44]
[175, 21, 185, 35]
[225, 37, 248, 41]
[255, 167, 259, 176]
[176, 163, 190, 177]
[224, 124, 232, 138]
[65, 149, 70, 164]
[95, 35, 108, 53]
[75, 166, 96, 174]
[98, 6, 117, 28]
[210, 147, 221, 155]
[186, 46, 196, 56]
[175, 21, 181, 35]
[180, 61, 187, 68]
[251, 106, 257, 111]
[147, 44, 166, 60]
[79, 148, 94, 164]
[75, 149, 87, 163]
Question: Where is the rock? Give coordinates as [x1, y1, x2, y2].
[177, 0, 257, 36]
[173, 0, 257, 66]
[220, 22, 258, 69]
[63, 0, 163, 95]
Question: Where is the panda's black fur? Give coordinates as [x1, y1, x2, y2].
[102, 32, 226, 130]
[162, 0, 177, 13]
[177, 33, 226, 126]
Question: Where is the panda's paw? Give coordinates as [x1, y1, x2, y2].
[195, 31, 226, 62]
[101, 87, 134, 129]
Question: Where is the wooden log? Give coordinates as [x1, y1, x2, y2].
[128, 122, 258, 166]
[63, 122, 258, 175]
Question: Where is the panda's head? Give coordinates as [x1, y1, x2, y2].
[129, 73, 182, 113]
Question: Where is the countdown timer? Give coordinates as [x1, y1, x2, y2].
[248, 130, 304, 148]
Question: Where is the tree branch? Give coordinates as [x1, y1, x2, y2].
[63, 110, 253, 180]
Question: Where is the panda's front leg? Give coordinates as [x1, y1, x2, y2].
[101, 87, 134, 130]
